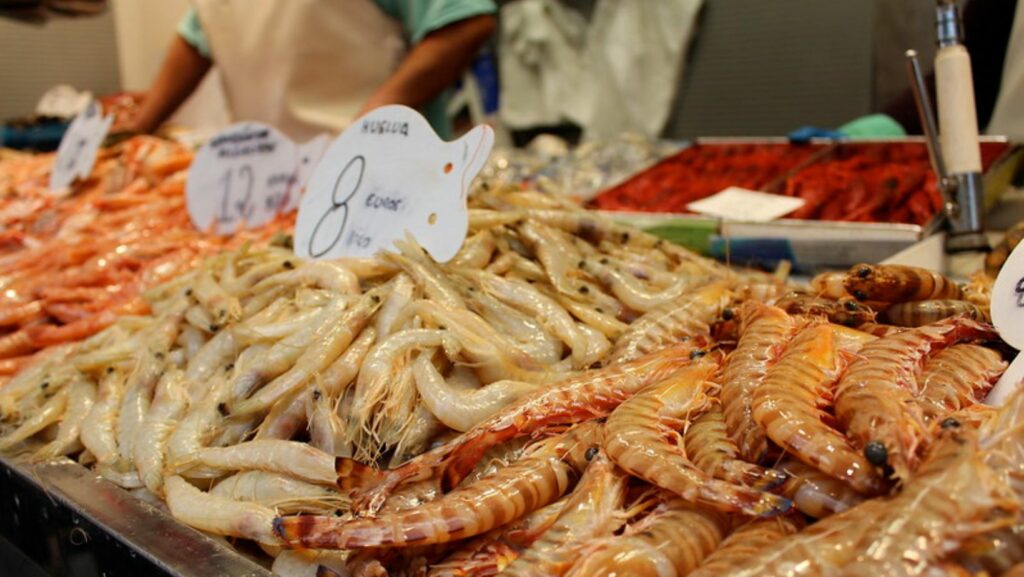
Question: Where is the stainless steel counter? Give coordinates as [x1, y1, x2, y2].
[0, 455, 273, 577]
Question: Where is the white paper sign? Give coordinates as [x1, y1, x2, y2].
[687, 187, 806, 222]
[186, 122, 301, 235]
[295, 105, 495, 262]
[984, 242, 1024, 404]
[991, 241, 1024, 351]
[986, 352, 1024, 406]
[49, 100, 113, 195]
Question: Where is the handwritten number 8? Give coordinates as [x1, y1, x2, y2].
[308, 155, 365, 258]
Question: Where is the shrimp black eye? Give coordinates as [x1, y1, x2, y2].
[857, 266, 871, 278]
[689, 349, 707, 359]
[940, 417, 961, 429]
[844, 300, 859, 311]
[312, 389, 322, 401]
[283, 260, 295, 270]
[585, 446, 599, 461]
[853, 290, 869, 301]
[864, 441, 888, 466]
[578, 286, 590, 295]
[721, 308, 735, 321]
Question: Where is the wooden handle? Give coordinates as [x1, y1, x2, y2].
[935, 45, 983, 174]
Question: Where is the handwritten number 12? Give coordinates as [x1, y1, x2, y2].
[308, 155, 365, 258]
[217, 165, 255, 224]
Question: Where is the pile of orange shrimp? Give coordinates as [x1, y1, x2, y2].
[0, 184, 1021, 577]
[0, 136, 292, 376]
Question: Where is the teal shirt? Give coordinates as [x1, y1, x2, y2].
[177, 0, 496, 139]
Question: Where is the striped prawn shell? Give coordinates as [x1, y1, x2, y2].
[917, 344, 1006, 422]
[688, 516, 803, 577]
[881, 299, 986, 327]
[720, 302, 800, 463]
[275, 424, 601, 549]
[753, 322, 886, 495]
[682, 406, 787, 490]
[604, 361, 791, 516]
[843, 263, 963, 304]
[565, 499, 729, 577]
[835, 316, 998, 480]
[607, 281, 732, 364]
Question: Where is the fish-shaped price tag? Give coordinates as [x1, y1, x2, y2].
[49, 100, 113, 195]
[985, 241, 1024, 405]
[186, 122, 302, 235]
[295, 105, 494, 262]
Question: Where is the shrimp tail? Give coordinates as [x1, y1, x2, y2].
[336, 457, 385, 492]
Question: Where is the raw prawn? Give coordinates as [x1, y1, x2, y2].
[604, 361, 791, 516]
[753, 322, 886, 494]
[721, 302, 800, 463]
[275, 423, 602, 549]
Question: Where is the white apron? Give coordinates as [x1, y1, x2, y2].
[987, 1, 1024, 139]
[193, 0, 407, 141]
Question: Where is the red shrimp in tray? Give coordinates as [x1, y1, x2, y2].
[834, 315, 998, 481]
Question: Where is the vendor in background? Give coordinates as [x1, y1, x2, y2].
[123, 1, 497, 141]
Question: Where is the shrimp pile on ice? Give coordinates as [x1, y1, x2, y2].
[0, 136, 291, 375]
[0, 184, 1019, 577]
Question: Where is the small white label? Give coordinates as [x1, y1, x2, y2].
[186, 122, 301, 235]
[985, 352, 1024, 406]
[687, 187, 806, 222]
[991, 242, 1024, 350]
[295, 105, 494, 263]
[49, 101, 112, 195]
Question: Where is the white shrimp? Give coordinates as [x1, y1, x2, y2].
[116, 306, 185, 467]
[164, 475, 278, 545]
[374, 273, 416, 337]
[465, 270, 610, 368]
[194, 440, 337, 485]
[450, 229, 496, 269]
[133, 370, 190, 494]
[251, 260, 360, 295]
[412, 353, 540, 432]
[231, 290, 382, 416]
[0, 387, 68, 451]
[166, 375, 233, 474]
[33, 376, 96, 460]
[307, 328, 377, 454]
[80, 368, 128, 465]
[383, 240, 466, 309]
[211, 471, 348, 515]
[193, 268, 242, 325]
[581, 257, 696, 313]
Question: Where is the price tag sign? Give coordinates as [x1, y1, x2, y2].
[49, 100, 113, 195]
[295, 105, 494, 262]
[985, 241, 1024, 404]
[687, 187, 806, 222]
[186, 122, 300, 235]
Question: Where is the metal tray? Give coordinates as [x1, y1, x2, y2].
[0, 455, 272, 577]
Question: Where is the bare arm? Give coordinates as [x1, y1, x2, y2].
[359, 14, 497, 114]
[127, 35, 212, 134]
